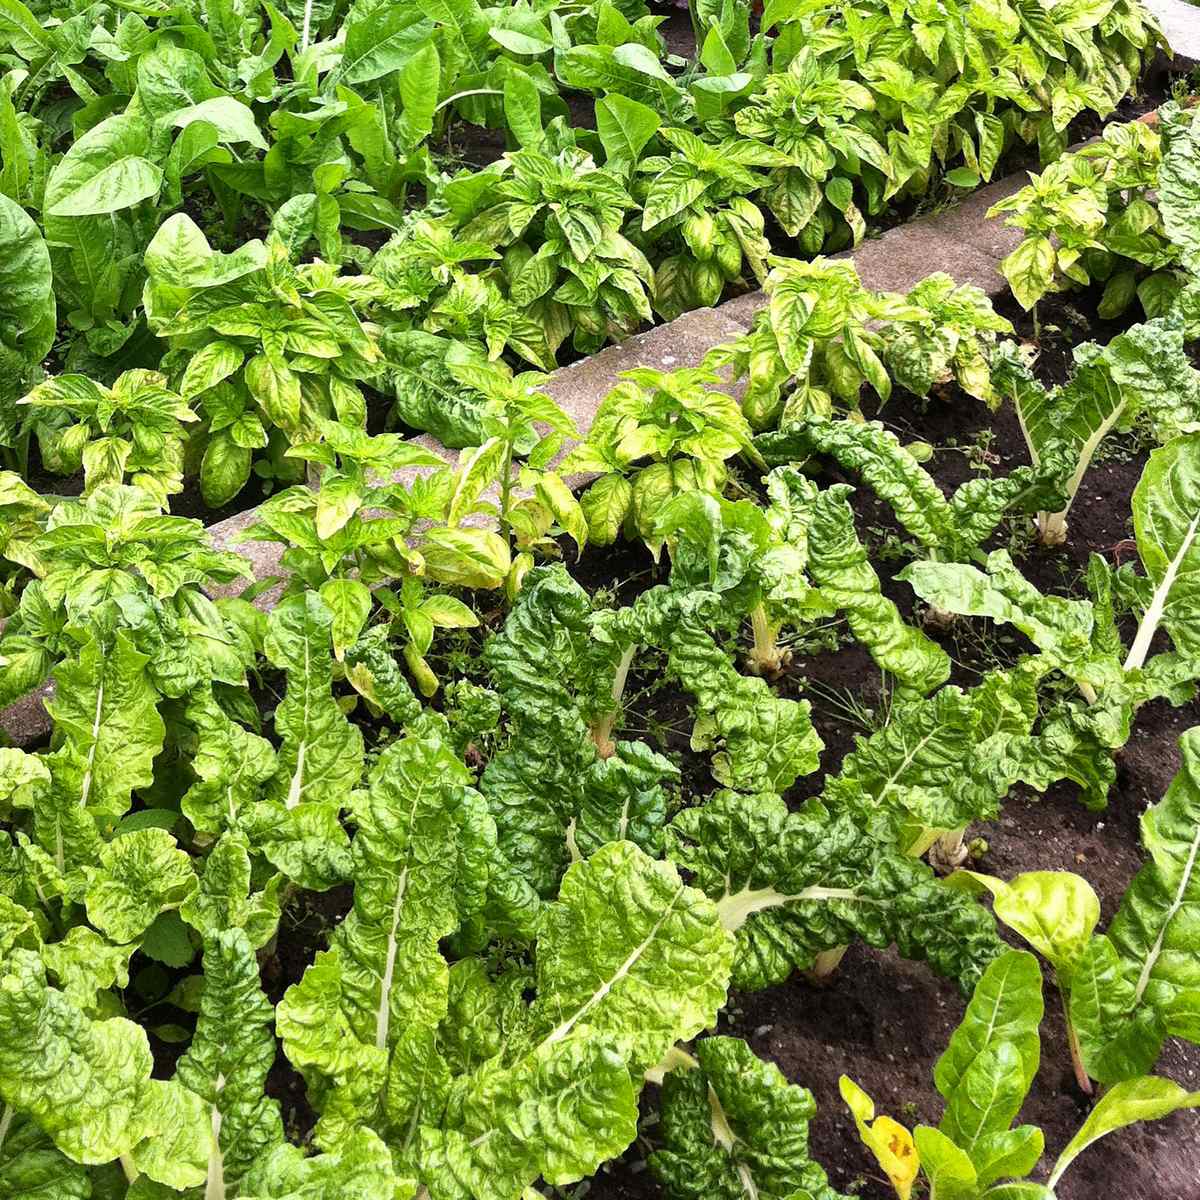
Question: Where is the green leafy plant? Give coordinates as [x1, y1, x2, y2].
[951, 724, 1200, 1094]
[143, 217, 389, 506]
[235, 419, 512, 600]
[560, 364, 760, 554]
[992, 306, 1200, 545]
[20, 370, 196, 507]
[650, 1035, 848, 1200]
[708, 259, 1014, 431]
[0, 483, 253, 707]
[990, 105, 1200, 322]
[0, 195, 55, 463]
[759, 417, 1054, 564]
[440, 141, 655, 357]
[637, 129, 773, 318]
[730, 50, 892, 252]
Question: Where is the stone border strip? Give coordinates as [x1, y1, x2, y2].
[1147, 0, 1200, 61]
[0, 101, 1175, 744]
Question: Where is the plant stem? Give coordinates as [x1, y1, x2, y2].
[433, 88, 504, 114]
[0, 1104, 12, 1155]
[1060, 984, 1093, 1095]
[929, 826, 969, 873]
[751, 602, 774, 662]
[1036, 509, 1068, 546]
[808, 945, 848, 981]
[1124, 510, 1200, 672]
[498, 434, 515, 550]
[747, 602, 787, 674]
[644, 1043, 700, 1085]
[299, 0, 314, 50]
[120, 1153, 140, 1184]
[590, 643, 637, 758]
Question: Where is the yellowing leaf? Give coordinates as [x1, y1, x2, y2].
[839, 1076, 920, 1200]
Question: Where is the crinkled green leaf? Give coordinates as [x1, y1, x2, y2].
[649, 1036, 846, 1200]
[45, 630, 165, 831]
[417, 1034, 637, 1200]
[761, 421, 1032, 559]
[181, 688, 277, 836]
[667, 790, 1002, 993]
[0, 748, 48, 822]
[530, 840, 734, 1074]
[1128, 433, 1200, 662]
[572, 739, 678, 861]
[480, 567, 628, 897]
[899, 552, 1094, 670]
[1159, 103, 1200, 273]
[264, 593, 364, 812]
[278, 717, 491, 1149]
[84, 828, 196, 944]
[0, 1114, 90, 1198]
[1085, 726, 1200, 1078]
[179, 832, 281, 948]
[40, 926, 132, 1014]
[0, 950, 207, 1180]
[175, 929, 284, 1191]
[344, 626, 423, 725]
[239, 1127, 415, 1198]
[666, 615, 822, 793]
[807, 485, 949, 695]
[827, 675, 1036, 843]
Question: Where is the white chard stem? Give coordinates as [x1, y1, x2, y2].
[1124, 511, 1200, 672]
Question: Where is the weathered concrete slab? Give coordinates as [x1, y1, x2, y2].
[839, 221, 1008, 297]
[714, 289, 767, 329]
[205, 505, 289, 605]
[918, 173, 1029, 265]
[1147, 0, 1200, 60]
[715, 170, 1029, 329]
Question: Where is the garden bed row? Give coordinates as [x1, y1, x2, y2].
[0, 102, 1164, 747]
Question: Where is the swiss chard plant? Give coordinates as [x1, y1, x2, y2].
[992, 304, 1200, 545]
[950, 724, 1200, 1095]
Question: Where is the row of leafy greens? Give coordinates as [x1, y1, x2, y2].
[0, 0, 1170, 511]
